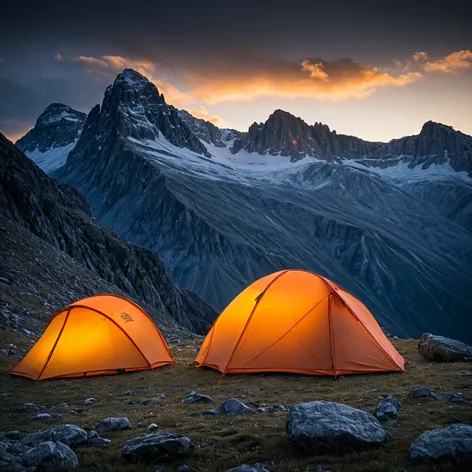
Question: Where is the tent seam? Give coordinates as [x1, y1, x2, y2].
[239, 293, 331, 368]
[37, 307, 72, 380]
[69, 304, 155, 368]
[223, 270, 289, 374]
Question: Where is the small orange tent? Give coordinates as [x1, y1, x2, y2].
[11, 294, 174, 380]
[196, 270, 405, 376]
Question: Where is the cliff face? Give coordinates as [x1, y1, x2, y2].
[0, 133, 216, 334]
[231, 109, 380, 161]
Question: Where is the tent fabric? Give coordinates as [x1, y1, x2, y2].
[10, 294, 174, 380]
[195, 270, 405, 376]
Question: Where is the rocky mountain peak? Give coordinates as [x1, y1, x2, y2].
[108, 68, 166, 107]
[231, 109, 377, 161]
[35, 103, 86, 127]
[15, 103, 87, 173]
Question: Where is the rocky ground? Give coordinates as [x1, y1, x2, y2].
[1, 335, 471, 472]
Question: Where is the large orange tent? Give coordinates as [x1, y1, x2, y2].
[10, 294, 174, 380]
[196, 270, 405, 376]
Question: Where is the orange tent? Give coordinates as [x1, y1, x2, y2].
[196, 270, 405, 376]
[11, 294, 174, 380]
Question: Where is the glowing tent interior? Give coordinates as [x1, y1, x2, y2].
[10, 294, 174, 380]
[195, 270, 405, 376]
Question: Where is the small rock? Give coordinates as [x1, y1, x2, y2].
[122, 390, 135, 395]
[122, 432, 194, 463]
[375, 395, 401, 421]
[418, 333, 472, 362]
[49, 412, 63, 419]
[88, 430, 99, 439]
[182, 391, 214, 404]
[409, 423, 472, 462]
[203, 398, 256, 417]
[141, 395, 165, 406]
[87, 437, 111, 448]
[96, 417, 132, 434]
[148, 423, 158, 431]
[0, 393, 10, 397]
[23, 440, 78, 469]
[458, 371, 472, 377]
[19, 402, 39, 412]
[84, 398, 97, 406]
[226, 464, 269, 472]
[442, 393, 467, 403]
[31, 413, 51, 421]
[123, 398, 137, 405]
[177, 465, 191, 472]
[286, 401, 390, 455]
[407, 388, 439, 399]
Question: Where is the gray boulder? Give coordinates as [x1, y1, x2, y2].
[122, 432, 194, 463]
[148, 423, 158, 431]
[226, 464, 270, 472]
[375, 395, 401, 421]
[418, 333, 472, 362]
[409, 424, 472, 462]
[286, 401, 390, 454]
[182, 391, 214, 404]
[21, 424, 88, 447]
[203, 398, 255, 417]
[23, 441, 78, 469]
[84, 398, 97, 406]
[96, 417, 132, 434]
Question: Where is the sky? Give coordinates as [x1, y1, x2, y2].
[0, 0, 471, 142]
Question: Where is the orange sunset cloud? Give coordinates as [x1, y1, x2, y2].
[423, 49, 472, 73]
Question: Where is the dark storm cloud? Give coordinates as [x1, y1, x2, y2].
[0, 0, 470, 139]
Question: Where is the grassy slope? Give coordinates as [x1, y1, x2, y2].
[0, 331, 471, 472]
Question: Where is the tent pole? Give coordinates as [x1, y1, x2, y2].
[328, 294, 337, 380]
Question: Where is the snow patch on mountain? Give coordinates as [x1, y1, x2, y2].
[342, 158, 471, 183]
[25, 140, 77, 173]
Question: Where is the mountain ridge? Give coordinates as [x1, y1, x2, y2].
[0, 132, 217, 334]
